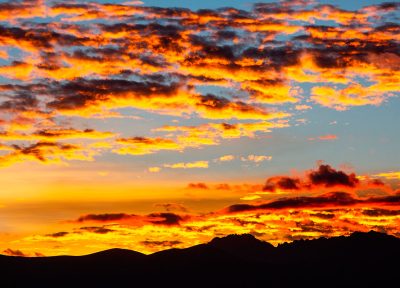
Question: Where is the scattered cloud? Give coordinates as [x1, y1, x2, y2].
[215, 155, 235, 162]
[295, 105, 312, 111]
[0, 0, 396, 168]
[0, 142, 96, 167]
[148, 167, 161, 173]
[308, 134, 338, 141]
[373, 172, 400, 180]
[241, 155, 273, 163]
[164, 161, 209, 169]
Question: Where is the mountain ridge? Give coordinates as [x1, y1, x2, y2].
[1, 231, 399, 287]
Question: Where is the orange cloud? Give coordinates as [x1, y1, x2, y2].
[0, 129, 114, 141]
[156, 121, 288, 144]
[0, 142, 95, 167]
[308, 134, 338, 141]
[75, 212, 188, 227]
[216, 155, 235, 162]
[0, 61, 34, 80]
[2, 248, 26, 257]
[115, 137, 182, 155]
[0, 0, 46, 22]
[373, 172, 400, 180]
[225, 192, 400, 214]
[0, 0, 397, 170]
[187, 182, 209, 190]
[311, 85, 387, 111]
[148, 167, 161, 173]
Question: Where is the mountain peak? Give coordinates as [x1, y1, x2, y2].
[350, 230, 389, 238]
[208, 233, 274, 260]
[87, 248, 145, 259]
[209, 233, 260, 245]
[348, 230, 398, 243]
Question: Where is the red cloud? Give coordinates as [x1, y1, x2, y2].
[262, 164, 368, 193]
[226, 192, 400, 213]
[76, 212, 187, 226]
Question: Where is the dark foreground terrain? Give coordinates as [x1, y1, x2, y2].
[1, 231, 399, 287]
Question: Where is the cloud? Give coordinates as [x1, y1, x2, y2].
[186, 182, 264, 194]
[2, 247, 44, 257]
[0, 142, 95, 167]
[295, 104, 312, 110]
[308, 134, 338, 141]
[147, 213, 183, 225]
[79, 226, 115, 234]
[263, 164, 363, 193]
[195, 93, 286, 120]
[308, 164, 359, 187]
[115, 137, 182, 155]
[164, 161, 209, 169]
[0, 0, 45, 21]
[0, 128, 114, 141]
[362, 208, 400, 217]
[311, 85, 387, 111]
[77, 213, 131, 222]
[33, 191, 400, 255]
[2, 248, 27, 257]
[187, 182, 209, 189]
[18, 163, 400, 255]
[45, 78, 190, 116]
[154, 203, 188, 212]
[122, 1, 144, 5]
[216, 155, 235, 162]
[0, 0, 397, 167]
[241, 155, 272, 163]
[373, 172, 400, 180]
[75, 212, 186, 226]
[226, 192, 400, 213]
[263, 176, 302, 192]
[156, 121, 288, 147]
[240, 195, 262, 201]
[46, 232, 69, 238]
[140, 240, 182, 249]
[148, 167, 161, 173]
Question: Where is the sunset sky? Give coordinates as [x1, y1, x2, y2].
[0, 0, 399, 256]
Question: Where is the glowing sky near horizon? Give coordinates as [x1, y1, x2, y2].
[0, 0, 399, 256]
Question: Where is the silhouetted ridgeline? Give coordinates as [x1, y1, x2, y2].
[1, 231, 399, 287]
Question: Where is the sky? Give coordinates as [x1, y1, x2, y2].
[0, 0, 399, 256]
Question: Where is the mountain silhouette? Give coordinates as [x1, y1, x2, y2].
[208, 233, 275, 261]
[1, 231, 399, 287]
